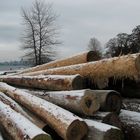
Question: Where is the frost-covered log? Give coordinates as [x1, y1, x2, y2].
[0, 101, 52, 140]
[0, 74, 84, 90]
[23, 53, 140, 90]
[27, 89, 100, 116]
[23, 89, 121, 113]
[84, 119, 123, 140]
[0, 91, 46, 129]
[16, 51, 98, 75]
[119, 109, 140, 140]
[0, 82, 88, 140]
[122, 98, 140, 112]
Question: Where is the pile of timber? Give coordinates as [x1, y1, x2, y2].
[0, 51, 140, 140]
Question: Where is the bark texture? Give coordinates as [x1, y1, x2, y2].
[0, 82, 88, 140]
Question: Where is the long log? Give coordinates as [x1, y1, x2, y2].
[22, 89, 121, 113]
[23, 53, 140, 89]
[0, 101, 52, 140]
[16, 51, 99, 75]
[0, 74, 85, 90]
[84, 119, 123, 140]
[26, 89, 100, 116]
[119, 109, 140, 140]
[122, 98, 140, 112]
[0, 82, 88, 140]
[0, 91, 46, 129]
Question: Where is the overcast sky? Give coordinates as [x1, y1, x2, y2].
[0, 0, 140, 62]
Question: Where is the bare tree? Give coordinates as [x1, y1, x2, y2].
[21, 0, 59, 65]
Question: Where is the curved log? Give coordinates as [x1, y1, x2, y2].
[16, 51, 99, 75]
[0, 101, 52, 140]
[0, 82, 88, 140]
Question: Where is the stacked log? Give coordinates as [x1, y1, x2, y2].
[21, 53, 140, 96]
[16, 51, 100, 75]
[0, 82, 88, 140]
[0, 74, 85, 90]
[0, 100, 52, 140]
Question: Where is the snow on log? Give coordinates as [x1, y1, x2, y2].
[119, 109, 140, 140]
[0, 82, 88, 140]
[26, 89, 100, 116]
[23, 53, 140, 89]
[0, 74, 85, 90]
[122, 98, 140, 112]
[22, 89, 121, 113]
[84, 119, 123, 140]
[0, 101, 52, 140]
[16, 51, 99, 75]
[0, 91, 46, 129]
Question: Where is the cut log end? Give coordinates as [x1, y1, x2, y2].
[87, 51, 101, 62]
[33, 134, 52, 140]
[105, 91, 122, 113]
[72, 75, 85, 90]
[105, 129, 124, 140]
[81, 92, 100, 115]
[67, 120, 88, 140]
[135, 54, 140, 72]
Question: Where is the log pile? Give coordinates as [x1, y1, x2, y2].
[0, 52, 140, 140]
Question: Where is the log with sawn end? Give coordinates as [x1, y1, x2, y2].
[119, 109, 140, 140]
[23, 53, 140, 91]
[0, 74, 85, 91]
[0, 100, 52, 140]
[84, 119, 123, 140]
[0, 82, 88, 140]
[16, 51, 100, 75]
[22, 89, 122, 114]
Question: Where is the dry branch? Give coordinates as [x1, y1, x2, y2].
[0, 100, 52, 140]
[16, 51, 99, 75]
[0, 74, 84, 91]
[0, 82, 88, 140]
[84, 119, 123, 140]
[23, 53, 140, 90]
[119, 109, 140, 140]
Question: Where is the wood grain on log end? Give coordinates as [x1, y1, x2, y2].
[81, 90, 100, 115]
[103, 91, 122, 113]
[32, 134, 52, 140]
[67, 120, 88, 140]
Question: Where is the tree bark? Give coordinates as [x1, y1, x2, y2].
[0, 101, 52, 140]
[23, 53, 140, 90]
[0, 91, 46, 129]
[119, 109, 140, 140]
[122, 98, 140, 112]
[0, 82, 88, 140]
[26, 89, 100, 116]
[0, 74, 85, 91]
[84, 119, 123, 140]
[23, 89, 121, 113]
[16, 51, 100, 75]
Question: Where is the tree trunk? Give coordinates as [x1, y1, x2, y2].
[119, 109, 140, 140]
[0, 101, 52, 140]
[0, 82, 88, 140]
[16, 51, 99, 75]
[0, 91, 46, 129]
[84, 119, 123, 140]
[26, 89, 100, 116]
[0, 74, 85, 91]
[23, 53, 140, 90]
[122, 98, 140, 112]
[23, 89, 122, 113]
